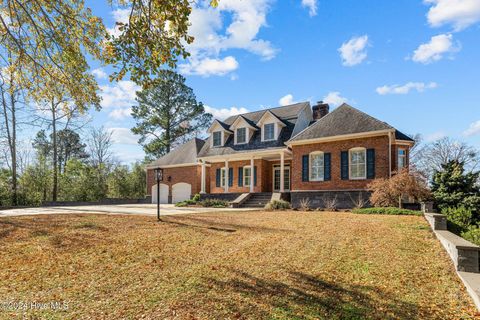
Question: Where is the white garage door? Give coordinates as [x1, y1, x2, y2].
[172, 183, 192, 203]
[151, 184, 169, 204]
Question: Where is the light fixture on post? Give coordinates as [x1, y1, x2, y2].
[154, 168, 163, 221]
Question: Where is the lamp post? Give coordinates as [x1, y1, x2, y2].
[154, 168, 163, 221]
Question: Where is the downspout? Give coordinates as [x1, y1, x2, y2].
[388, 131, 392, 178]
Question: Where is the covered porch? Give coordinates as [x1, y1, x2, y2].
[198, 148, 292, 195]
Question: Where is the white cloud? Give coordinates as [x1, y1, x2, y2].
[181, 0, 277, 77]
[179, 56, 239, 77]
[301, 0, 318, 16]
[108, 127, 139, 145]
[279, 94, 295, 106]
[107, 8, 131, 37]
[425, 0, 480, 31]
[376, 82, 438, 95]
[204, 105, 249, 120]
[425, 131, 446, 142]
[108, 108, 132, 120]
[92, 68, 107, 79]
[412, 33, 459, 64]
[338, 35, 369, 66]
[464, 120, 480, 137]
[99, 80, 140, 109]
[323, 92, 348, 107]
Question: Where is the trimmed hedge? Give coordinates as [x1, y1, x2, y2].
[352, 207, 422, 216]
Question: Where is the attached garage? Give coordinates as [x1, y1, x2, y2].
[151, 184, 169, 204]
[172, 182, 192, 203]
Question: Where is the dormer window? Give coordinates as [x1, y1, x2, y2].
[264, 123, 275, 141]
[236, 128, 246, 144]
[213, 131, 222, 147]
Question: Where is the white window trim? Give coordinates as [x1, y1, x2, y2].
[235, 127, 248, 145]
[243, 166, 252, 186]
[309, 151, 325, 181]
[349, 147, 367, 180]
[262, 123, 276, 142]
[398, 148, 407, 169]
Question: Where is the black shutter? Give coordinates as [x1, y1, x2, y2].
[254, 166, 257, 186]
[324, 153, 331, 181]
[367, 148, 375, 179]
[238, 167, 243, 186]
[216, 168, 221, 187]
[341, 151, 349, 180]
[302, 155, 309, 182]
[228, 168, 233, 187]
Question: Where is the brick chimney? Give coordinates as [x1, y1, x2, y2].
[312, 101, 330, 120]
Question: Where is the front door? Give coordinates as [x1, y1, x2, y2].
[273, 166, 290, 192]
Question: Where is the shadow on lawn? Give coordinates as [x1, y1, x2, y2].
[203, 270, 424, 319]
[162, 215, 292, 234]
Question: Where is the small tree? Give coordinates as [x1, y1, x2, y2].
[431, 160, 480, 213]
[368, 170, 431, 208]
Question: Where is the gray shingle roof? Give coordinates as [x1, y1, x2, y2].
[146, 138, 204, 168]
[395, 130, 415, 142]
[198, 102, 309, 157]
[223, 102, 309, 125]
[289, 103, 395, 142]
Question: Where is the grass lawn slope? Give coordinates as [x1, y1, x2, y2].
[0, 211, 477, 319]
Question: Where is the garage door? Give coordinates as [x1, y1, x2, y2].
[172, 183, 192, 203]
[151, 184, 169, 204]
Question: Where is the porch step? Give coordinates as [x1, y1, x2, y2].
[242, 193, 273, 208]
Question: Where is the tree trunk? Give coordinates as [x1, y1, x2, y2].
[52, 104, 58, 202]
[10, 94, 17, 205]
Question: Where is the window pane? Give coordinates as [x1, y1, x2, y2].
[264, 123, 274, 140]
[213, 132, 221, 146]
[350, 149, 366, 179]
[244, 167, 251, 186]
[237, 128, 246, 143]
[310, 153, 324, 180]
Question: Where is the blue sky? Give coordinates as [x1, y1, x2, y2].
[83, 0, 480, 163]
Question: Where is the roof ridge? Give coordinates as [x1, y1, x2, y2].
[223, 101, 310, 122]
[339, 103, 394, 129]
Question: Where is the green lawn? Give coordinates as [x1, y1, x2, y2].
[0, 211, 476, 319]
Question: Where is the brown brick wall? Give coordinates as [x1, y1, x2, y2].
[291, 135, 392, 191]
[146, 165, 205, 197]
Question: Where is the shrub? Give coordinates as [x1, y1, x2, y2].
[461, 225, 480, 246]
[441, 206, 473, 234]
[299, 198, 311, 211]
[200, 198, 228, 208]
[265, 200, 291, 210]
[352, 207, 422, 216]
[175, 201, 188, 207]
[323, 196, 338, 211]
[349, 192, 368, 209]
[368, 169, 431, 208]
[192, 193, 201, 202]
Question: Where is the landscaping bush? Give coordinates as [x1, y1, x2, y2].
[352, 207, 422, 216]
[441, 206, 473, 234]
[368, 169, 431, 208]
[192, 193, 201, 202]
[461, 225, 480, 246]
[199, 198, 228, 208]
[175, 201, 188, 207]
[265, 200, 291, 210]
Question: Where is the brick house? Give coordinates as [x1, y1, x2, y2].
[146, 102, 414, 208]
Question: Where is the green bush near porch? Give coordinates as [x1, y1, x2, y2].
[265, 199, 291, 210]
[352, 207, 422, 216]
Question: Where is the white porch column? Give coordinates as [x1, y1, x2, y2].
[225, 160, 229, 193]
[250, 157, 254, 193]
[200, 161, 206, 194]
[280, 151, 285, 193]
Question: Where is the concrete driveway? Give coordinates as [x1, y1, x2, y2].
[0, 204, 259, 218]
